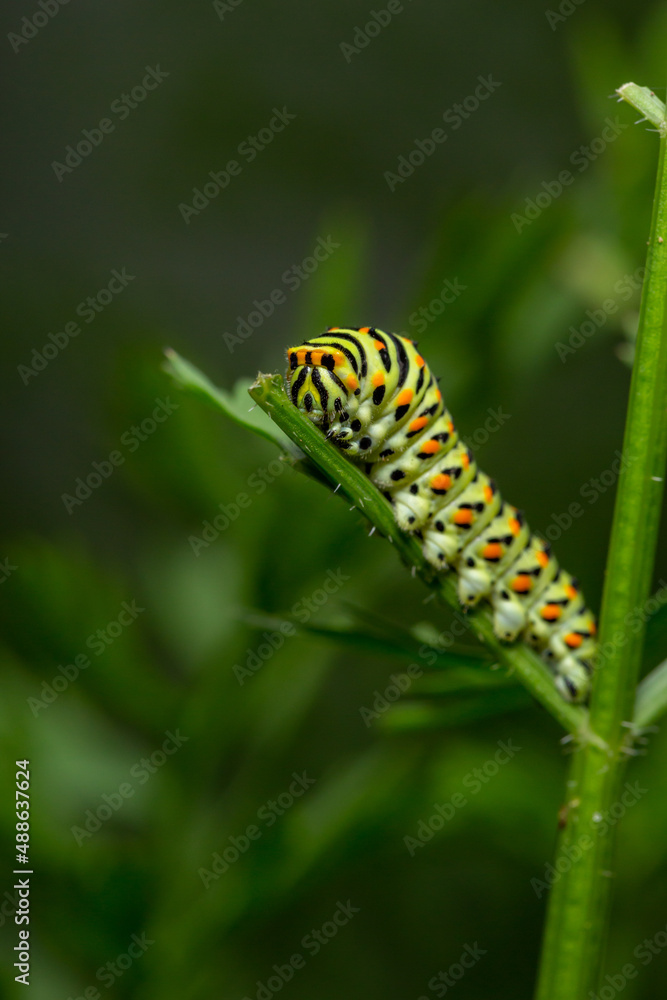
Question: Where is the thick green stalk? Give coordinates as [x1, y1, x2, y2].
[534, 89, 667, 1000]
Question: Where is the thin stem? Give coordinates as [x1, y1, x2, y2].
[534, 86, 667, 1000]
[248, 373, 602, 747]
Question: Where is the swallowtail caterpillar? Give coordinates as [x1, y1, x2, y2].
[285, 326, 596, 703]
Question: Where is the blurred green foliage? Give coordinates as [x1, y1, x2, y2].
[3, 2, 667, 998]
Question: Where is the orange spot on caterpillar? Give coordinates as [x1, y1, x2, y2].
[565, 584, 578, 601]
[328, 327, 341, 332]
[396, 388, 414, 407]
[541, 604, 562, 622]
[297, 350, 307, 365]
[461, 452, 470, 470]
[590, 621, 597, 635]
[409, 416, 429, 433]
[373, 339, 385, 350]
[346, 374, 359, 390]
[415, 354, 425, 367]
[508, 517, 521, 537]
[453, 509, 474, 526]
[310, 351, 323, 365]
[435, 388, 442, 401]
[482, 542, 504, 561]
[430, 473, 452, 492]
[371, 371, 385, 387]
[536, 550, 550, 569]
[510, 574, 532, 593]
[359, 326, 371, 333]
[420, 439, 441, 455]
[565, 633, 583, 649]
[483, 484, 494, 504]
[447, 420, 454, 433]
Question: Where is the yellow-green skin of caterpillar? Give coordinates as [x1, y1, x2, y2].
[285, 326, 596, 703]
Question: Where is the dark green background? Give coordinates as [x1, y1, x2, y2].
[2, 2, 667, 998]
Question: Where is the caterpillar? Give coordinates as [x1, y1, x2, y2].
[285, 326, 596, 703]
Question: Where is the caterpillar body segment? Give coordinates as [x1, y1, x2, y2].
[285, 327, 596, 703]
[491, 535, 559, 641]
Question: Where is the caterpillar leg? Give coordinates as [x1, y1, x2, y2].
[550, 652, 594, 703]
[542, 610, 596, 703]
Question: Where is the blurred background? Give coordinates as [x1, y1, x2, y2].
[3, 1, 667, 997]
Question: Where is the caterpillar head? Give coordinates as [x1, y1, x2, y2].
[285, 344, 361, 424]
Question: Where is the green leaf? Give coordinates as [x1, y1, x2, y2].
[641, 598, 667, 670]
[162, 348, 299, 457]
[242, 603, 491, 660]
[633, 656, 667, 730]
[378, 688, 532, 732]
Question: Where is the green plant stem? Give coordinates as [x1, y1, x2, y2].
[534, 90, 667, 1000]
[248, 373, 603, 747]
[616, 83, 667, 133]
